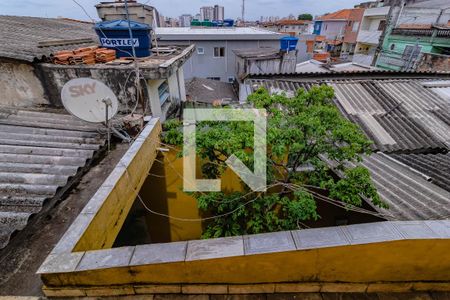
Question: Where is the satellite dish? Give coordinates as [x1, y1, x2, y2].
[61, 78, 119, 123]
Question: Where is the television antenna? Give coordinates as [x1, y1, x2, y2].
[242, 0, 245, 24]
[61, 78, 119, 151]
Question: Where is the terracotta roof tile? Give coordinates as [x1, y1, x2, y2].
[317, 9, 354, 21]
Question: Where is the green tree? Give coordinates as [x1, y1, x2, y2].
[162, 85, 386, 238]
[298, 13, 313, 21]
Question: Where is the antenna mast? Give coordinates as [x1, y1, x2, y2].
[241, 0, 245, 24]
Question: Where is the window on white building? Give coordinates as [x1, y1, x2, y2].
[378, 20, 387, 31]
[213, 47, 225, 57]
[197, 47, 205, 55]
[158, 81, 170, 105]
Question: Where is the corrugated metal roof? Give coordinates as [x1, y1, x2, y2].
[0, 107, 104, 249]
[245, 77, 450, 153]
[390, 153, 450, 193]
[0, 15, 98, 62]
[359, 153, 450, 220]
[331, 80, 450, 152]
[246, 69, 450, 77]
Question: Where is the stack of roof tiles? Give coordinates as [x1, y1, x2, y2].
[53, 47, 116, 65]
[245, 73, 450, 221]
[0, 108, 105, 249]
[95, 49, 117, 63]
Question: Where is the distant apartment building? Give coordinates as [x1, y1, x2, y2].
[353, 5, 390, 66]
[214, 5, 225, 22]
[179, 14, 193, 27]
[375, 0, 450, 71]
[155, 27, 286, 82]
[314, 8, 364, 58]
[200, 6, 215, 21]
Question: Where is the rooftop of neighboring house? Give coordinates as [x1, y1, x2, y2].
[243, 71, 450, 220]
[316, 8, 364, 21]
[0, 15, 98, 62]
[0, 107, 106, 250]
[233, 47, 281, 59]
[155, 26, 285, 41]
[0, 15, 195, 75]
[276, 19, 313, 26]
[296, 60, 377, 73]
[186, 77, 238, 105]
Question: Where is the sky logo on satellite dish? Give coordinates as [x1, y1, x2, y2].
[68, 82, 97, 98]
[100, 38, 139, 47]
[61, 78, 119, 123]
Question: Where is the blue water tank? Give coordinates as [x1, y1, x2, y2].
[94, 20, 152, 58]
[223, 19, 234, 27]
[280, 36, 299, 51]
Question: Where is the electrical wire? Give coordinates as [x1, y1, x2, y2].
[133, 137, 397, 220]
[71, 0, 153, 124]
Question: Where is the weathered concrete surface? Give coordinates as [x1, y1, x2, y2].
[417, 53, 450, 73]
[0, 59, 47, 107]
[35, 64, 140, 108]
[0, 144, 128, 296]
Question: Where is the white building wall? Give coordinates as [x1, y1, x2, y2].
[321, 21, 346, 40]
[147, 79, 165, 119]
[159, 39, 282, 82]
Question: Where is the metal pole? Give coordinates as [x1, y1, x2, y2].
[124, 0, 143, 120]
[103, 98, 112, 152]
[106, 104, 110, 152]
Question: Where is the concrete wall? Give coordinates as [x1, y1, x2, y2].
[36, 64, 184, 121]
[0, 59, 48, 107]
[36, 64, 140, 109]
[160, 40, 282, 82]
[417, 52, 450, 72]
[398, 7, 450, 26]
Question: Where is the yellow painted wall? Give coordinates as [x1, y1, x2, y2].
[141, 149, 244, 243]
[74, 122, 162, 251]
[48, 239, 450, 287]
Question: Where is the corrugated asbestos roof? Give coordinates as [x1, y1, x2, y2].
[0, 15, 98, 62]
[246, 73, 450, 220]
[331, 80, 450, 152]
[360, 154, 450, 220]
[0, 108, 105, 249]
[390, 153, 450, 193]
[245, 77, 450, 153]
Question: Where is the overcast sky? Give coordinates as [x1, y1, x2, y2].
[0, 0, 367, 20]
